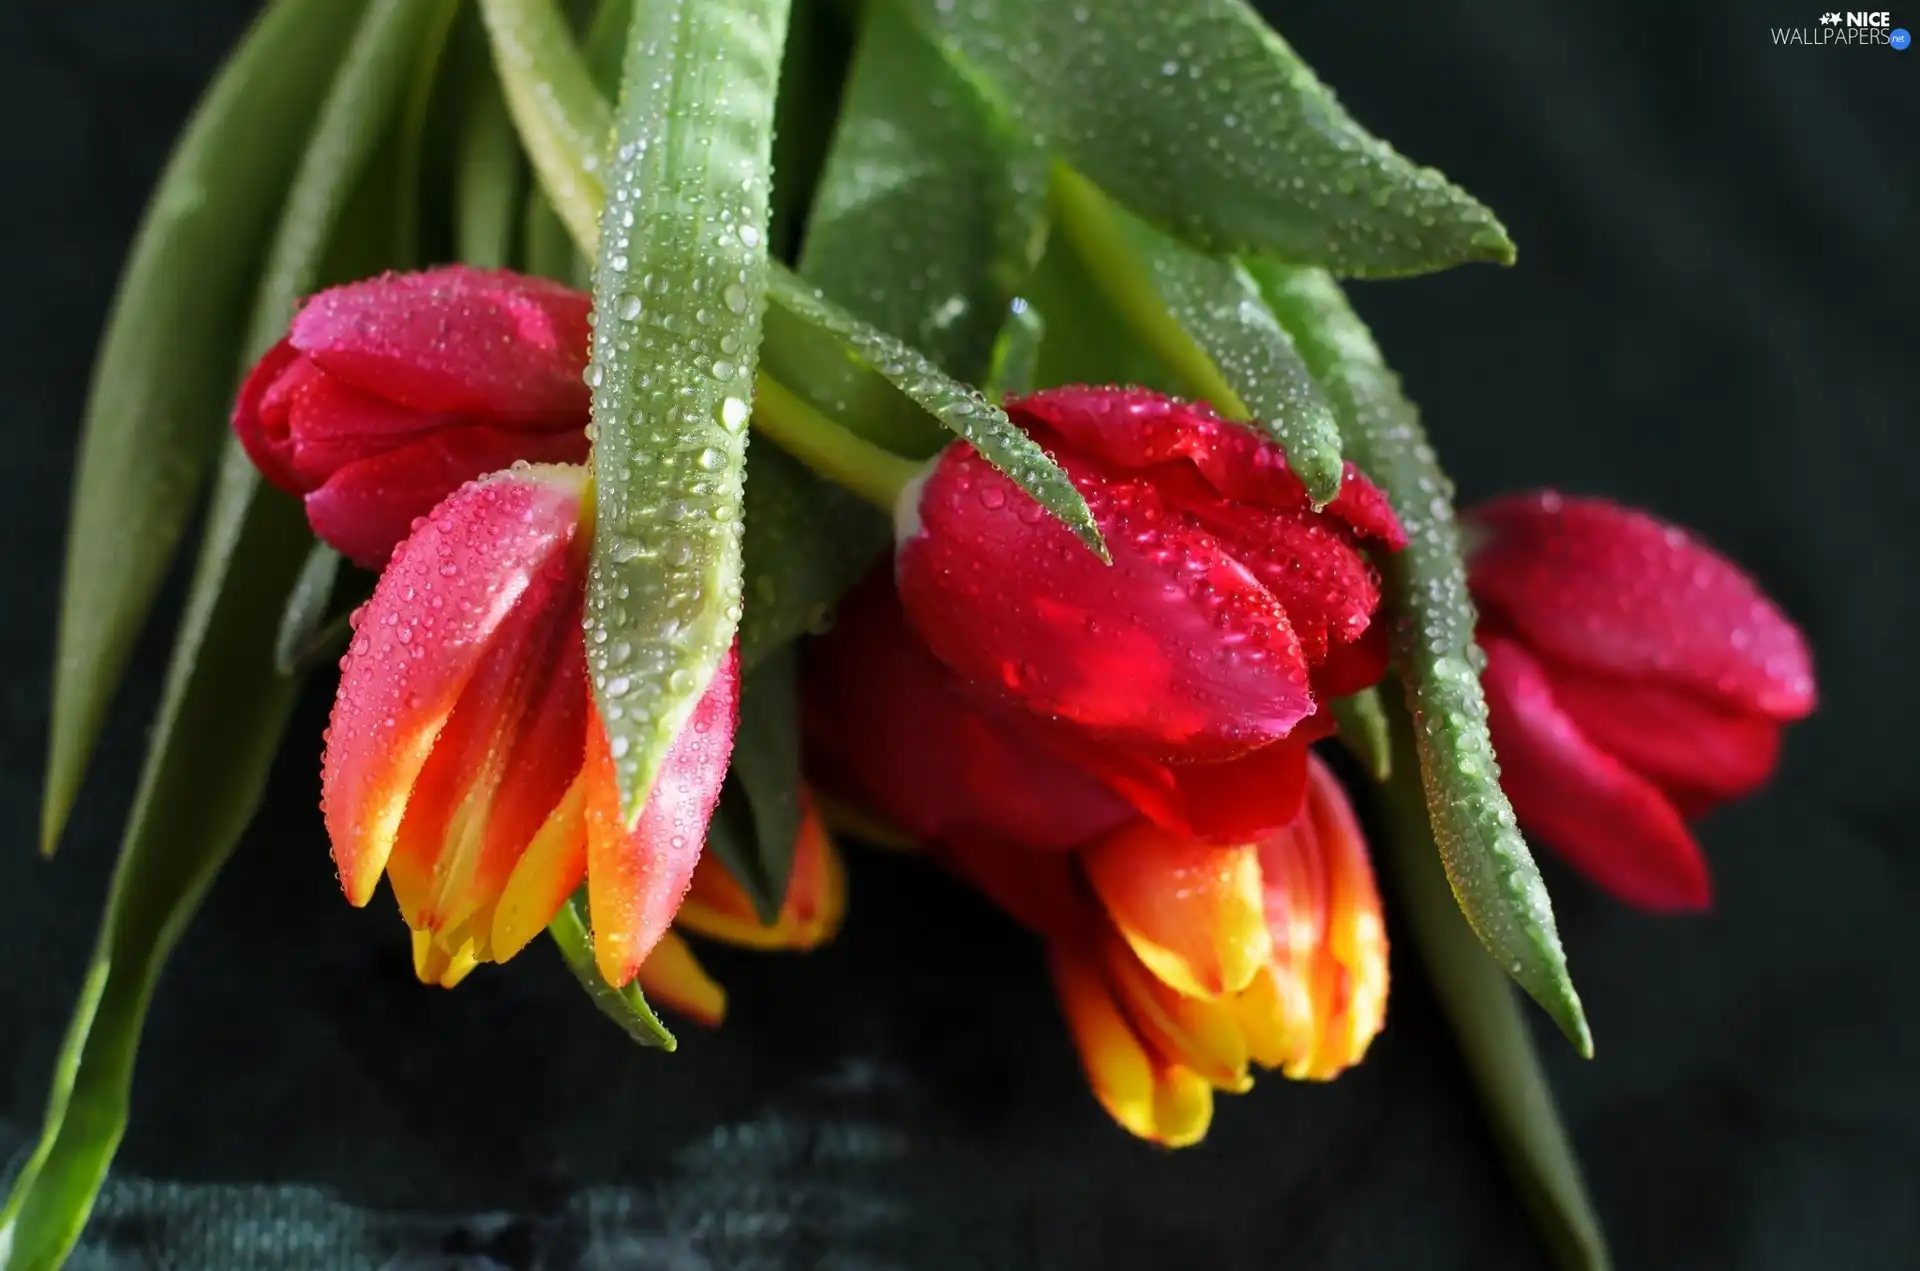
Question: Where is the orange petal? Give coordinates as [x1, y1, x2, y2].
[488, 770, 591, 962]
[323, 464, 587, 907]
[1047, 939, 1214, 1148]
[677, 793, 847, 951]
[411, 929, 481, 989]
[1081, 821, 1271, 999]
[1299, 756, 1389, 1079]
[586, 646, 741, 987]
[634, 930, 728, 1027]
[1100, 927, 1252, 1093]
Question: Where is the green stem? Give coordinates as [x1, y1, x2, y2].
[751, 375, 920, 512]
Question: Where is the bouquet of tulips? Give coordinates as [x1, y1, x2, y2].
[4, 0, 1815, 1267]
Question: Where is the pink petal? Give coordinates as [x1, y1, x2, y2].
[305, 427, 590, 569]
[586, 644, 741, 987]
[322, 464, 589, 908]
[1006, 387, 1405, 547]
[1481, 634, 1712, 913]
[290, 266, 592, 424]
[1179, 500, 1381, 663]
[804, 571, 1135, 851]
[1465, 492, 1815, 720]
[1542, 659, 1783, 809]
[897, 441, 1315, 761]
[230, 339, 306, 495]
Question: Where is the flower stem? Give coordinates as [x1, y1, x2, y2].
[752, 374, 920, 511]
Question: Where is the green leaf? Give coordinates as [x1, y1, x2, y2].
[454, 42, 525, 268]
[42, 0, 372, 856]
[798, 0, 1046, 380]
[1254, 262, 1590, 1055]
[1331, 687, 1392, 783]
[891, 0, 1512, 274]
[765, 267, 1105, 558]
[719, 647, 804, 920]
[477, 0, 613, 253]
[517, 0, 631, 283]
[547, 893, 677, 1050]
[1024, 229, 1184, 395]
[1049, 165, 1343, 505]
[272, 544, 344, 675]
[2, 5, 452, 1262]
[1379, 706, 1612, 1271]
[739, 442, 887, 670]
[984, 300, 1044, 401]
[392, 0, 464, 263]
[583, 0, 790, 827]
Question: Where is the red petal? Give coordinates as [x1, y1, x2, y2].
[804, 570, 1136, 851]
[230, 339, 306, 495]
[1466, 492, 1815, 720]
[1310, 622, 1390, 701]
[897, 442, 1315, 760]
[323, 464, 589, 908]
[1006, 386, 1405, 547]
[279, 366, 451, 487]
[290, 266, 592, 424]
[1481, 634, 1712, 912]
[586, 645, 741, 987]
[1543, 660, 1782, 809]
[1082, 824, 1273, 999]
[1043, 727, 1311, 846]
[305, 427, 590, 569]
[935, 835, 1100, 943]
[1181, 500, 1381, 663]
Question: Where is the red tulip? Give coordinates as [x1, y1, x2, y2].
[887, 387, 1405, 842]
[322, 462, 738, 988]
[233, 266, 591, 568]
[1465, 491, 1816, 911]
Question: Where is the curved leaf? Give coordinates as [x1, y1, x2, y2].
[1380, 707, 1612, 1270]
[714, 647, 803, 921]
[42, 0, 372, 856]
[583, 0, 789, 826]
[739, 443, 886, 670]
[0, 5, 452, 1263]
[1049, 165, 1343, 505]
[454, 43, 525, 268]
[891, 0, 1513, 274]
[548, 894, 677, 1050]
[1331, 687, 1392, 783]
[477, 0, 611, 251]
[1255, 262, 1589, 1054]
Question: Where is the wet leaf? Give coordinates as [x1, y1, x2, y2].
[984, 300, 1044, 401]
[738, 443, 886, 670]
[41, 0, 373, 855]
[548, 893, 677, 1050]
[1331, 687, 1392, 783]
[893, 0, 1514, 273]
[582, 0, 788, 827]
[1256, 261, 1590, 1054]
[716, 647, 803, 921]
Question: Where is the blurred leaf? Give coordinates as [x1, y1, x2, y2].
[582, 0, 788, 827]
[766, 267, 1104, 558]
[799, 0, 1044, 380]
[718, 647, 804, 920]
[272, 544, 343, 675]
[1379, 706, 1612, 1271]
[548, 894, 677, 1050]
[1049, 165, 1343, 504]
[42, 0, 372, 856]
[0, 5, 451, 1264]
[1331, 687, 1392, 783]
[769, 0, 852, 261]
[893, 0, 1513, 273]
[454, 41, 524, 268]
[477, 0, 611, 252]
[1024, 228, 1183, 394]
[518, 0, 630, 283]
[984, 300, 1044, 401]
[1256, 262, 1590, 1055]
[392, 0, 464, 262]
[738, 443, 887, 670]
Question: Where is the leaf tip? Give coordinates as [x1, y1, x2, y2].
[1471, 220, 1518, 267]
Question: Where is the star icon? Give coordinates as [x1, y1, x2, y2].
[1820, 12, 1842, 23]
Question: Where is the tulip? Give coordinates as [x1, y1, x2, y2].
[892, 386, 1404, 842]
[322, 462, 738, 988]
[940, 755, 1388, 1146]
[1464, 491, 1816, 911]
[233, 266, 591, 568]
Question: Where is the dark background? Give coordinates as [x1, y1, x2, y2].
[3, 1, 1915, 1268]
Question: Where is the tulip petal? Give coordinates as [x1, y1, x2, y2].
[277, 360, 451, 487]
[1006, 386, 1405, 546]
[1466, 492, 1815, 720]
[1082, 822, 1272, 999]
[634, 931, 728, 1027]
[1481, 634, 1712, 911]
[323, 464, 589, 907]
[1049, 731, 1311, 846]
[411, 929, 481, 989]
[1543, 662, 1782, 809]
[1297, 756, 1389, 1079]
[804, 570, 1134, 851]
[1047, 939, 1214, 1148]
[290, 265, 592, 423]
[305, 427, 591, 569]
[1180, 501, 1382, 663]
[586, 646, 741, 987]
[898, 442, 1315, 760]
[488, 772, 590, 963]
[678, 795, 846, 951]
[230, 338, 306, 494]
[1101, 927, 1253, 1093]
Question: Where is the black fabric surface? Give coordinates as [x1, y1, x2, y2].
[3, 1, 1915, 1267]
